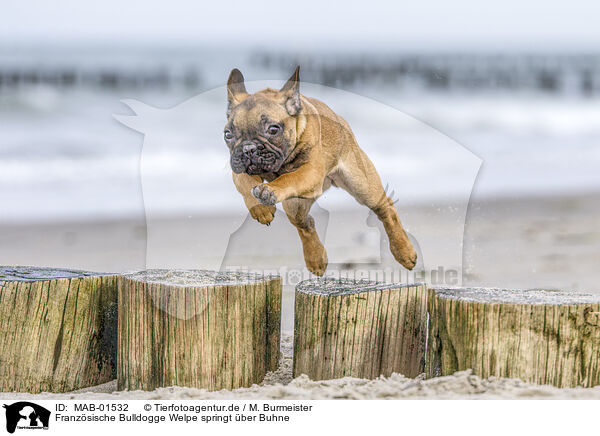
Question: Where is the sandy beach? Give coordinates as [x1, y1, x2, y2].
[1, 191, 599, 399]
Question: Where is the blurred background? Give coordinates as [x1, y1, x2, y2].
[1, 0, 599, 299]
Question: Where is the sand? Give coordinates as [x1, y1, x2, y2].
[1, 192, 599, 399]
[2, 192, 599, 293]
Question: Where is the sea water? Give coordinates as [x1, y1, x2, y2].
[1, 45, 599, 223]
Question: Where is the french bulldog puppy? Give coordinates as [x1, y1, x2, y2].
[224, 67, 417, 275]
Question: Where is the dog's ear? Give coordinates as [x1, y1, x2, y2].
[280, 66, 301, 116]
[227, 68, 249, 117]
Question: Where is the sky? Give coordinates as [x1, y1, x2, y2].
[1, 0, 599, 51]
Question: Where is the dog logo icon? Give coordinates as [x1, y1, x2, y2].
[2, 402, 50, 434]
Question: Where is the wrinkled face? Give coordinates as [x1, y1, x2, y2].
[224, 95, 296, 174]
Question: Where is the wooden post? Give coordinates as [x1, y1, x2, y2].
[426, 287, 600, 387]
[118, 269, 282, 391]
[0, 266, 117, 393]
[293, 279, 428, 380]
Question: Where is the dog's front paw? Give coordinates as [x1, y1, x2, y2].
[249, 204, 276, 225]
[252, 184, 278, 206]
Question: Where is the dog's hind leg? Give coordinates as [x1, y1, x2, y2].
[283, 197, 328, 276]
[333, 146, 417, 270]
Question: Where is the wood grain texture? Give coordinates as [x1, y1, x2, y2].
[117, 270, 282, 391]
[426, 287, 600, 387]
[293, 279, 428, 380]
[0, 266, 117, 393]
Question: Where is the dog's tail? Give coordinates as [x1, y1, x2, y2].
[383, 183, 400, 206]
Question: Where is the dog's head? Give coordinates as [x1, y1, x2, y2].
[224, 67, 302, 175]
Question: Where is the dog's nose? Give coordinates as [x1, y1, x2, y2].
[242, 143, 256, 153]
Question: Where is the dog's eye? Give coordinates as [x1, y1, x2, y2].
[266, 124, 281, 135]
[224, 130, 234, 141]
